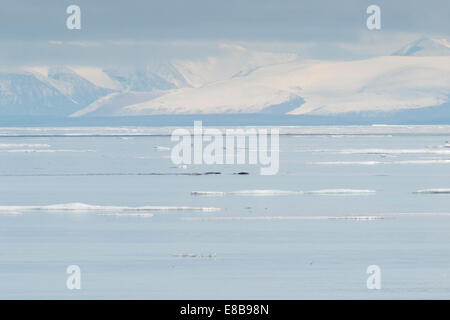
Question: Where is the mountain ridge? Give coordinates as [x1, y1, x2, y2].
[392, 37, 450, 56]
[1, 37, 449, 120]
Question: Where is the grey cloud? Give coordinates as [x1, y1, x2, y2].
[0, 0, 448, 65]
[0, 0, 448, 41]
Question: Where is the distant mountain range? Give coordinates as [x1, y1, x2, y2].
[1, 37, 450, 121]
[393, 37, 450, 56]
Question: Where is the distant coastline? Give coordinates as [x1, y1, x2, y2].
[2, 103, 450, 128]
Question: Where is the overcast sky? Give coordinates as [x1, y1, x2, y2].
[0, 0, 449, 65]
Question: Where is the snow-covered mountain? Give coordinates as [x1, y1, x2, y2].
[69, 45, 298, 117]
[0, 64, 190, 116]
[0, 66, 114, 116]
[393, 37, 450, 56]
[113, 39, 450, 116]
[1, 37, 450, 119]
[118, 55, 450, 116]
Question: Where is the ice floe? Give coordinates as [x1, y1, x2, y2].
[0, 211, 22, 216]
[182, 215, 384, 221]
[154, 146, 171, 151]
[191, 191, 226, 196]
[414, 189, 450, 194]
[0, 144, 50, 148]
[0, 149, 94, 153]
[307, 189, 376, 195]
[96, 213, 154, 217]
[192, 190, 303, 196]
[2, 125, 450, 138]
[173, 253, 217, 258]
[170, 165, 188, 169]
[137, 155, 171, 159]
[305, 148, 450, 155]
[192, 189, 374, 196]
[312, 160, 450, 165]
[230, 190, 303, 195]
[0, 202, 220, 212]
